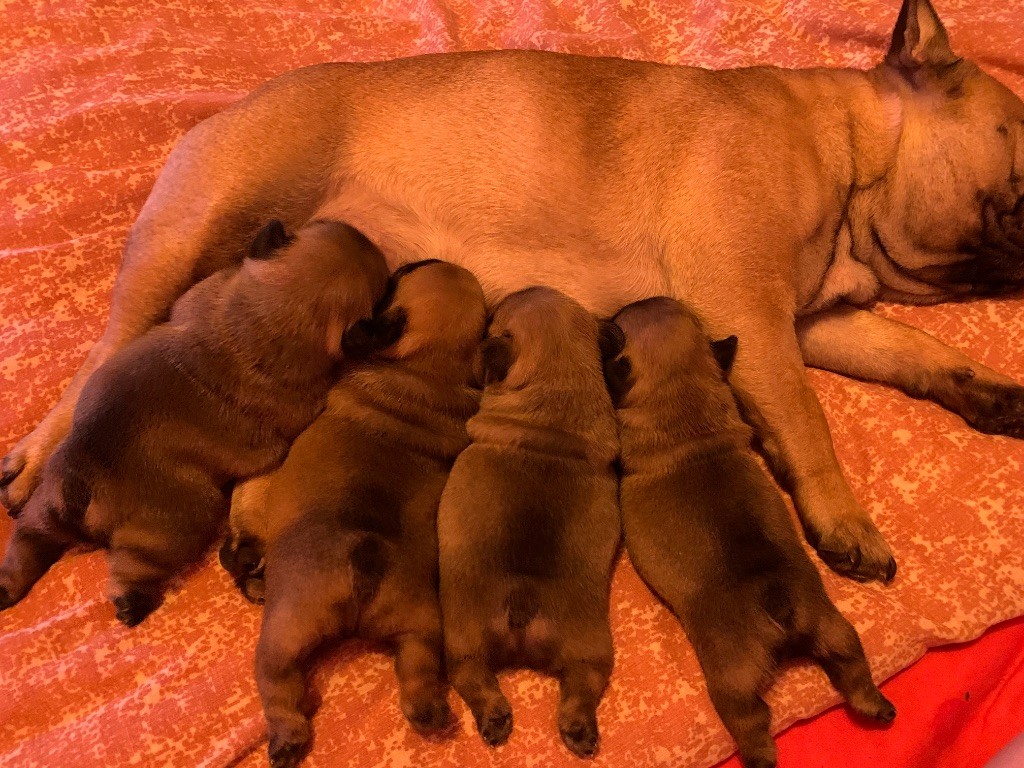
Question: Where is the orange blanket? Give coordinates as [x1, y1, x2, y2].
[1, 1, 1023, 767]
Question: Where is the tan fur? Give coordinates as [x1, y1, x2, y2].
[221, 261, 486, 768]
[0, 221, 389, 625]
[438, 287, 621, 758]
[4, 0, 1024, 584]
[609, 297, 895, 768]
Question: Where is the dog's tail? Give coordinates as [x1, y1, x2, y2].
[349, 533, 389, 607]
[505, 582, 540, 631]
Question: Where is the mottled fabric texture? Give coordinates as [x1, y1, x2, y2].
[1, 1, 1023, 767]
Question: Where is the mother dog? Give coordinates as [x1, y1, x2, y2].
[3, 0, 1023, 583]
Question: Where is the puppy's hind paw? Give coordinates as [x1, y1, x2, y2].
[476, 700, 513, 747]
[405, 697, 452, 734]
[269, 741, 306, 768]
[0, 584, 15, 612]
[113, 591, 162, 627]
[559, 713, 599, 758]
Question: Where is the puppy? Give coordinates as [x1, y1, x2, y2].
[607, 297, 895, 768]
[0, 219, 389, 626]
[438, 287, 622, 758]
[221, 260, 486, 768]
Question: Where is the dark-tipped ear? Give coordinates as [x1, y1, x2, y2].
[249, 219, 292, 260]
[341, 307, 408, 358]
[602, 355, 633, 409]
[472, 335, 514, 388]
[886, 0, 957, 72]
[710, 335, 738, 375]
[597, 320, 626, 362]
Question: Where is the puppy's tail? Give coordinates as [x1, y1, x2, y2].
[505, 583, 540, 631]
[350, 534, 388, 606]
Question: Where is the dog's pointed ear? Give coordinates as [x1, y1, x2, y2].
[341, 308, 408, 358]
[710, 335, 738, 375]
[886, 0, 958, 72]
[472, 335, 514, 388]
[597, 319, 626, 362]
[249, 219, 292, 260]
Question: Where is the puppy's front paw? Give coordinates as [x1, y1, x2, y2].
[113, 591, 162, 627]
[476, 700, 513, 746]
[559, 712, 599, 758]
[813, 517, 896, 585]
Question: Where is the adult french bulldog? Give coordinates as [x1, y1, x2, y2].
[3, 0, 1023, 584]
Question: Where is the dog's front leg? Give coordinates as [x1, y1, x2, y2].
[797, 305, 1024, 437]
[726, 314, 896, 583]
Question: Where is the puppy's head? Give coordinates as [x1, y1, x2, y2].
[341, 259, 487, 369]
[606, 297, 736, 409]
[473, 286, 616, 391]
[240, 219, 390, 358]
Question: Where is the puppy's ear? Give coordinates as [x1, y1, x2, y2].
[597, 319, 626, 362]
[886, 0, 958, 73]
[472, 335, 514, 388]
[710, 335, 738, 375]
[249, 219, 291, 260]
[341, 308, 408, 358]
[603, 355, 633, 408]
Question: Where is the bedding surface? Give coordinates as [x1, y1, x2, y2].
[1, 1, 1024, 766]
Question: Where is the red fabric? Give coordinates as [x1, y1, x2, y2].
[718, 617, 1024, 768]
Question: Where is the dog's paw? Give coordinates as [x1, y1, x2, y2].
[856, 691, 897, 724]
[405, 696, 452, 734]
[813, 517, 896, 584]
[113, 591, 162, 627]
[268, 741, 306, 768]
[476, 700, 513, 747]
[954, 375, 1024, 439]
[559, 712, 599, 758]
[242, 575, 266, 605]
[0, 452, 28, 518]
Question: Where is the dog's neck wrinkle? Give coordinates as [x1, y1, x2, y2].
[471, 383, 618, 466]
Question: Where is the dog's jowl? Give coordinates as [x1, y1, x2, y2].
[0, 220, 389, 626]
[438, 287, 622, 758]
[223, 261, 486, 768]
[609, 297, 895, 768]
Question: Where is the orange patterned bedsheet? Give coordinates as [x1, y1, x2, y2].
[1, 1, 1023, 766]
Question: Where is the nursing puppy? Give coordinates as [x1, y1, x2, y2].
[607, 297, 895, 768]
[222, 261, 486, 768]
[0, 220, 389, 626]
[438, 287, 622, 758]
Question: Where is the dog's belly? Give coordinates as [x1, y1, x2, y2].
[316, 188, 669, 315]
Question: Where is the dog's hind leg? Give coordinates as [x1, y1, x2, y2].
[0, 511, 73, 611]
[446, 638, 512, 749]
[809, 607, 897, 724]
[555, 652, 613, 758]
[798, 305, 1024, 438]
[393, 624, 451, 734]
